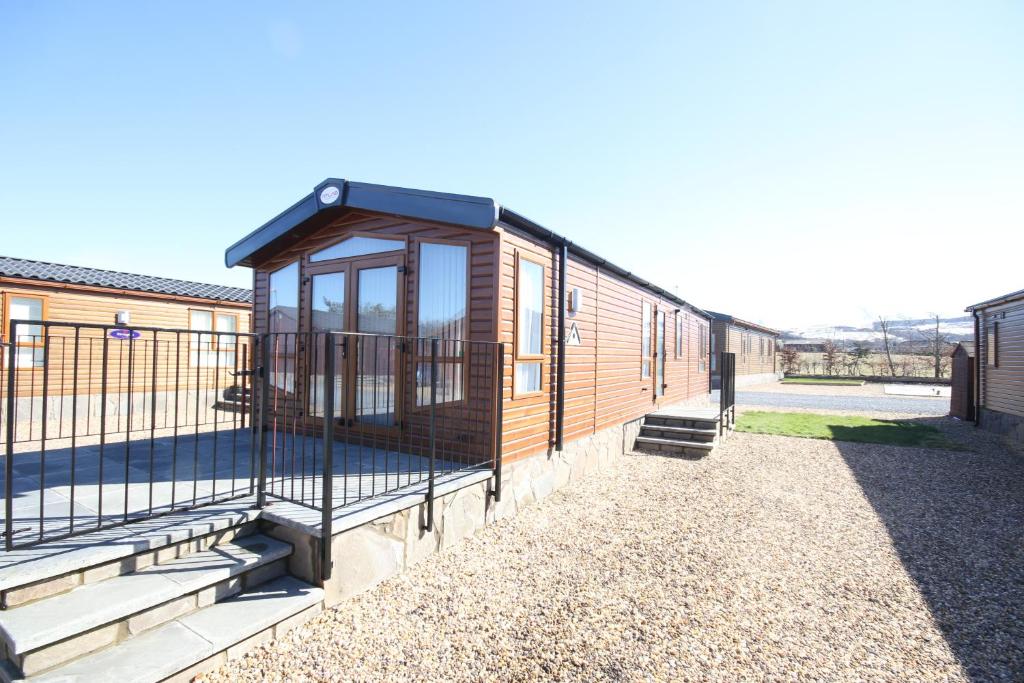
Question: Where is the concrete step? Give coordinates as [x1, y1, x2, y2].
[0, 499, 260, 609]
[0, 534, 291, 677]
[643, 414, 720, 431]
[634, 435, 716, 458]
[24, 576, 324, 683]
[639, 424, 718, 442]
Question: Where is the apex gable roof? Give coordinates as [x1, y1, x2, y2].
[225, 178, 708, 318]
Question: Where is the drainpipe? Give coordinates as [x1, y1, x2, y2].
[556, 243, 567, 451]
[972, 310, 981, 426]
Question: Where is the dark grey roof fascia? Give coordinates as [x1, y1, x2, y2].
[703, 310, 779, 336]
[0, 255, 252, 303]
[224, 178, 498, 268]
[965, 287, 1024, 312]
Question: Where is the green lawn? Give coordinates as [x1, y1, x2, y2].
[735, 411, 953, 448]
[780, 378, 865, 386]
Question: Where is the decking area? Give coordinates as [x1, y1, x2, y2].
[2, 428, 481, 549]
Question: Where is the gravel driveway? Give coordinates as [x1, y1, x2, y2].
[204, 423, 1023, 682]
[737, 390, 949, 415]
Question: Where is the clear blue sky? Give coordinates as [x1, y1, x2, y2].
[2, 2, 1022, 330]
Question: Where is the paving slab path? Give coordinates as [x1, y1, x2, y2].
[203, 420, 1023, 682]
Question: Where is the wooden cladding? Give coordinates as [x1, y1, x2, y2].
[977, 301, 1024, 418]
[0, 284, 250, 378]
[499, 225, 710, 463]
[711, 319, 777, 377]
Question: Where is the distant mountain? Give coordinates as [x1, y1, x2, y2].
[782, 316, 973, 348]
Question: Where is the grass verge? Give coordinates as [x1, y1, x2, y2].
[735, 411, 953, 448]
[781, 378, 865, 386]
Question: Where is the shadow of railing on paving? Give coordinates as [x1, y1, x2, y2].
[832, 416, 1024, 681]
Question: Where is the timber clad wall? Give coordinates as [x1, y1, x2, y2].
[0, 283, 250, 334]
[0, 282, 251, 396]
[711, 320, 777, 377]
[977, 299, 1024, 418]
[498, 225, 710, 462]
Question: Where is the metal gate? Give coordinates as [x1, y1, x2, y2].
[719, 351, 736, 435]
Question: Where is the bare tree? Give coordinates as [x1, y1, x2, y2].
[917, 314, 950, 379]
[779, 346, 800, 374]
[878, 316, 899, 376]
[822, 339, 842, 375]
[847, 343, 871, 376]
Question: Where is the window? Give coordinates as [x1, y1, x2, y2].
[267, 262, 300, 392]
[268, 262, 299, 334]
[417, 242, 468, 405]
[641, 301, 652, 378]
[515, 254, 544, 394]
[4, 294, 46, 368]
[310, 236, 404, 262]
[675, 313, 684, 359]
[190, 310, 239, 367]
[987, 322, 998, 367]
[711, 332, 717, 372]
[698, 323, 708, 372]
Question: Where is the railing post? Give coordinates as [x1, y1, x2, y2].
[4, 320, 17, 550]
[492, 343, 504, 502]
[424, 338, 438, 531]
[256, 334, 270, 509]
[719, 352, 725, 437]
[321, 333, 335, 580]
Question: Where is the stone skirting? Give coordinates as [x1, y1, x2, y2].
[264, 417, 643, 608]
[978, 406, 1024, 446]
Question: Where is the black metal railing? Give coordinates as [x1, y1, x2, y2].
[2, 320, 257, 550]
[256, 332, 504, 577]
[1, 322, 505, 561]
[719, 351, 736, 436]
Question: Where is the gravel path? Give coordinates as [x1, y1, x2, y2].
[203, 424, 1023, 682]
[737, 390, 949, 415]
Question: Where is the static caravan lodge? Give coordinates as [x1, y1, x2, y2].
[967, 288, 1024, 444]
[224, 178, 713, 474]
[706, 310, 780, 389]
[0, 255, 252, 440]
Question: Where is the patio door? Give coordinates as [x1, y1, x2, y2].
[306, 251, 405, 431]
[655, 309, 666, 398]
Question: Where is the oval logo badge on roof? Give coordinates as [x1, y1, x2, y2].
[319, 186, 340, 205]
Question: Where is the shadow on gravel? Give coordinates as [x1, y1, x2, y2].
[834, 418, 1024, 681]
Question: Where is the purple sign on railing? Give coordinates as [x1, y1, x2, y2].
[108, 328, 142, 340]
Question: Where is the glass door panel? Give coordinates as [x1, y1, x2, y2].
[355, 265, 399, 426]
[309, 270, 347, 418]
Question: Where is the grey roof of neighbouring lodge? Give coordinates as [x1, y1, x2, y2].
[966, 287, 1024, 312]
[704, 310, 780, 336]
[0, 255, 252, 304]
[224, 178, 708, 317]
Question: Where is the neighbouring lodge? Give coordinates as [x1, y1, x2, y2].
[1, 255, 252, 367]
[964, 287, 1024, 443]
[706, 310, 780, 388]
[0, 255, 252, 436]
[225, 178, 714, 466]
